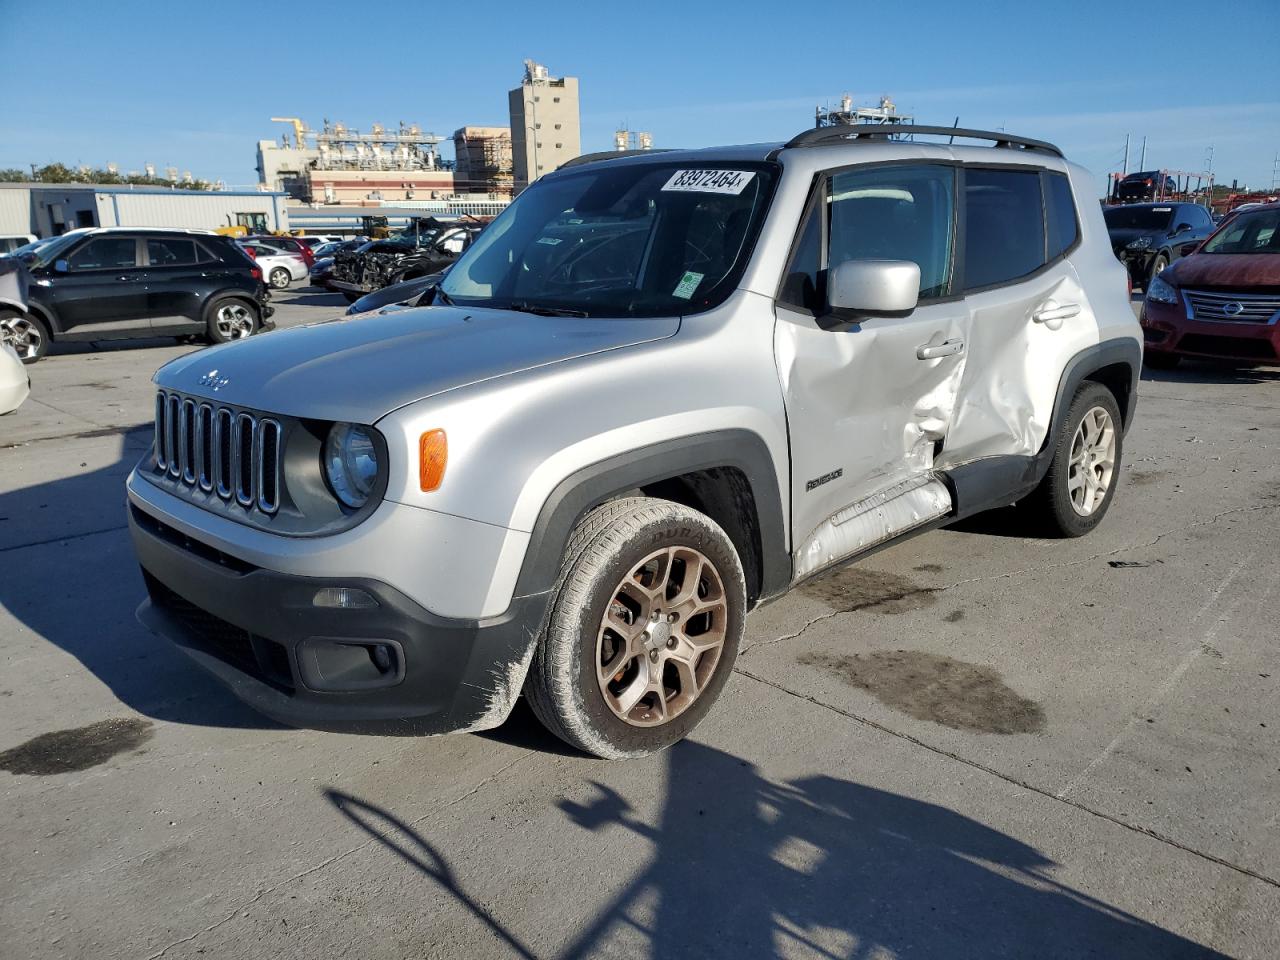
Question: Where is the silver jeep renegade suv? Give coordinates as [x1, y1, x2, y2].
[128, 125, 1139, 759]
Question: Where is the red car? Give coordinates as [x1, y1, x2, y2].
[244, 234, 315, 268]
[1141, 201, 1280, 368]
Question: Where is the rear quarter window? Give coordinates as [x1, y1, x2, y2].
[1044, 173, 1079, 260]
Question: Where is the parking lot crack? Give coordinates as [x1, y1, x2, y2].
[733, 666, 1280, 892]
[142, 749, 536, 959]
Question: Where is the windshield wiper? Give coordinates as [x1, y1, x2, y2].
[434, 286, 455, 306]
[502, 300, 589, 318]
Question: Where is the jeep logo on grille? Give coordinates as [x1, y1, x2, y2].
[198, 369, 230, 391]
[1222, 302, 1244, 317]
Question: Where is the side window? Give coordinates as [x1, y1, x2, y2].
[146, 237, 199, 266]
[963, 169, 1045, 290]
[827, 164, 955, 299]
[1192, 206, 1213, 229]
[779, 198, 821, 312]
[1044, 172, 1079, 260]
[66, 237, 138, 270]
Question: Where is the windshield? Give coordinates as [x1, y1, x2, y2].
[439, 161, 778, 317]
[1202, 208, 1280, 254]
[25, 231, 94, 268]
[1104, 206, 1173, 231]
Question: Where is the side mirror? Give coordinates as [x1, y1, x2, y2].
[822, 259, 920, 330]
[54, 259, 69, 273]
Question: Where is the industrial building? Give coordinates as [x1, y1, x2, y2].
[0, 183, 288, 238]
[452, 126, 514, 196]
[256, 118, 455, 204]
[508, 60, 582, 189]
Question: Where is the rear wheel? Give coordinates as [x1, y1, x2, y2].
[0, 310, 49, 364]
[524, 497, 746, 759]
[1022, 382, 1123, 538]
[268, 267, 290, 289]
[205, 297, 259, 344]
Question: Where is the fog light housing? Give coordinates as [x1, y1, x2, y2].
[297, 637, 404, 691]
[312, 586, 379, 609]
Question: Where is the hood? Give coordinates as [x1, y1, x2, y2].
[1167, 252, 1280, 289]
[1107, 227, 1165, 248]
[154, 305, 680, 423]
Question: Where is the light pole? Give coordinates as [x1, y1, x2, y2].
[523, 87, 541, 190]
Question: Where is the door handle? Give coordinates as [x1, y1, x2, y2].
[916, 338, 965, 360]
[116, 275, 136, 282]
[1032, 300, 1080, 328]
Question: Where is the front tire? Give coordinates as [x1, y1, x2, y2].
[1022, 382, 1123, 537]
[1148, 253, 1170, 284]
[205, 297, 259, 344]
[524, 497, 746, 759]
[0, 310, 50, 364]
[268, 267, 290, 289]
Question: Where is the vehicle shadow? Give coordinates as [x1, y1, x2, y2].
[0, 440, 281, 729]
[278, 288, 348, 308]
[1141, 359, 1280, 385]
[325, 740, 1226, 958]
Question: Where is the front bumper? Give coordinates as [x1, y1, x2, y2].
[1142, 297, 1280, 364]
[129, 502, 547, 734]
[329, 279, 373, 295]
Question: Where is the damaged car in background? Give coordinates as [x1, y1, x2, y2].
[328, 219, 484, 303]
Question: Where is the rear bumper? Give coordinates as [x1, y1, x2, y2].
[129, 502, 547, 735]
[1142, 298, 1280, 363]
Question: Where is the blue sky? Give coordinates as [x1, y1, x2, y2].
[2, 0, 1277, 195]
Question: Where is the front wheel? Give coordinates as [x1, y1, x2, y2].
[268, 267, 290, 289]
[524, 497, 746, 759]
[205, 298, 259, 344]
[0, 310, 50, 364]
[1022, 382, 1123, 537]
[1148, 253, 1170, 284]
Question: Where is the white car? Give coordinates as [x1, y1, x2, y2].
[239, 241, 308, 289]
[0, 340, 28, 415]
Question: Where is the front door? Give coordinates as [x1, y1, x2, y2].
[50, 235, 146, 335]
[775, 162, 967, 580]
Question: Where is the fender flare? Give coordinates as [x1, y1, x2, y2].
[200, 288, 262, 325]
[509, 429, 791, 605]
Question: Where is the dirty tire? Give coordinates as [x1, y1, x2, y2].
[0, 309, 49, 364]
[1143, 351, 1180, 370]
[268, 267, 290, 289]
[524, 497, 746, 760]
[205, 297, 259, 344]
[1022, 382, 1123, 538]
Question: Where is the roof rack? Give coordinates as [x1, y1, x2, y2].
[784, 124, 1063, 158]
[559, 148, 675, 169]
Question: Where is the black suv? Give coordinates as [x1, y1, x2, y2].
[2, 228, 273, 363]
[1103, 202, 1216, 288]
[1113, 170, 1180, 204]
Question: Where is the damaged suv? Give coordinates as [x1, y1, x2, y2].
[128, 126, 1139, 759]
[328, 220, 482, 302]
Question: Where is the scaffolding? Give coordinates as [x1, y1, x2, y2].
[815, 94, 912, 128]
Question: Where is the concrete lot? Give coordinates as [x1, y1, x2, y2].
[0, 284, 1277, 959]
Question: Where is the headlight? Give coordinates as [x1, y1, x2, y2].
[1146, 274, 1178, 304]
[1126, 236, 1152, 250]
[324, 422, 379, 509]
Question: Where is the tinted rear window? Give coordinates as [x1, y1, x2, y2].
[1044, 173, 1079, 260]
[963, 169, 1045, 290]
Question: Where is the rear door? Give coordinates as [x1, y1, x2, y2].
[50, 235, 146, 334]
[776, 162, 968, 579]
[941, 167, 1089, 470]
[142, 235, 215, 328]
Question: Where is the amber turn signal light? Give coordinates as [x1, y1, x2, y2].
[418, 429, 447, 492]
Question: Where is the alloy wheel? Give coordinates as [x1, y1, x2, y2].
[215, 304, 254, 340]
[595, 546, 728, 727]
[1, 316, 42, 361]
[1068, 406, 1116, 517]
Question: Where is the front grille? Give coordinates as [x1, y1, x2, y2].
[1184, 289, 1280, 325]
[1177, 334, 1277, 361]
[155, 391, 282, 514]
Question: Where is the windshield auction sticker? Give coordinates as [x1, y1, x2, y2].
[662, 170, 756, 195]
[673, 271, 704, 299]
